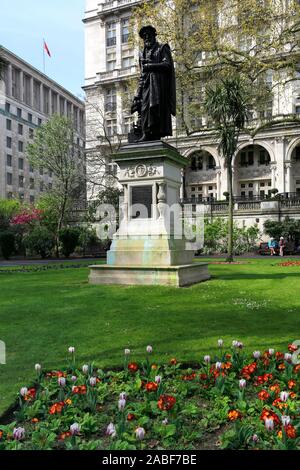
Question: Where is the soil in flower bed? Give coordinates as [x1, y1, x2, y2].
[1, 342, 300, 451]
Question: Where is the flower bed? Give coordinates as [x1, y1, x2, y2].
[1, 342, 300, 450]
[278, 261, 300, 267]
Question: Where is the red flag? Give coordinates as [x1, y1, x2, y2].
[43, 40, 51, 58]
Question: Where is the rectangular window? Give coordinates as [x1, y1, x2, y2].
[121, 50, 134, 69]
[107, 51, 116, 71]
[30, 178, 35, 190]
[29, 128, 34, 139]
[6, 119, 12, 131]
[121, 18, 130, 43]
[48, 182, 53, 190]
[7, 173, 13, 185]
[19, 175, 24, 188]
[17, 108, 22, 118]
[107, 21, 116, 47]
[105, 88, 117, 112]
[40, 181, 44, 192]
[248, 191, 253, 198]
[18, 141, 24, 152]
[18, 158, 24, 170]
[43, 86, 50, 114]
[106, 119, 117, 137]
[38, 118, 42, 126]
[29, 164, 34, 173]
[18, 124, 23, 135]
[6, 137, 12, 148]
[39, 167, 43, 175]
[30, 195, 35, 204]
[28, 113, 33, 122]
[6, 155, 12, 166]
[296, 106, 300, 115]
[260, 190, 265, 198]
[5, 102, 11, 113]
[249, 183, 253, 188]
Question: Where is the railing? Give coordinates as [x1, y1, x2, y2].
[100, 0, 141, 13]
[237, 201, 261, 211]
[97, 66, 138, 82]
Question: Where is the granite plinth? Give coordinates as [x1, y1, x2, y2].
[89, 263, 210, 288]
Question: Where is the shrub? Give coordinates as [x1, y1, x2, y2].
[23, 226, 55, 259]
[0, 230, 15, 259]
[59, 227, 80, 258]
[77, 226, 99, 255]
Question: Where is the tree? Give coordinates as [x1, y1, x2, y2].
[133, 0, 300, 134]
[204, 76, 251, 262]
[27, 115, 85, 256]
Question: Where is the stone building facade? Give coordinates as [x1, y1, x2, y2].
[0, 46, 85, 204]
[83, 0, 300, 232]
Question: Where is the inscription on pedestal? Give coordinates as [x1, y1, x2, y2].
[131, 185, 153, 219]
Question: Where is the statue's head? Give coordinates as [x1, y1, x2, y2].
[139, 25, 157, 49]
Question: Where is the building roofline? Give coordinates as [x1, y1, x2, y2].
[0, 45, 85, 106]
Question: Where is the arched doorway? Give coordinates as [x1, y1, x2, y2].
[185, 150, 218, 201]
[234, 144, 272, 198]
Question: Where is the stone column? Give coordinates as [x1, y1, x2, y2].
[271, 165, 277, 189]
[29, 76, 34, 108]
[116, 83, 123, 134]
[217, 170, 221, 200]
[19, 70, 24, 103]
[254, 181, 259, 197]
[274, 137, 285, 193]
[285, 163, 292, 193]
[6, 64, 12, 97]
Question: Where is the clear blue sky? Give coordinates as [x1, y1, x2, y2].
[1, 0, 85, 98]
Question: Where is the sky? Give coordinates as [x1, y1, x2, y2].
[1, 0, 85, 98]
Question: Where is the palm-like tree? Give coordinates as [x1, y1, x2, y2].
[204, 76, 250, 262]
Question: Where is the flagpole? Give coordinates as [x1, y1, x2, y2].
[43, 39, 46, 74]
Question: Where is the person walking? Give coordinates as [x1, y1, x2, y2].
[279, 237, 286, 257]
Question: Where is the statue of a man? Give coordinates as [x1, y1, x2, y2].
[131, 25, 176, 142]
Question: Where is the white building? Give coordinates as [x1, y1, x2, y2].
[83, 0, 300, 231]
[0, 46, 85, 204]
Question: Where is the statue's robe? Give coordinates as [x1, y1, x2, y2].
[136, 42, 176, 139]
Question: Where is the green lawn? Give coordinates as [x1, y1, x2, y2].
[0, 258, 300, 416]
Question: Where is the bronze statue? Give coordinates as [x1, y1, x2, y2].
[130, 25, 176, 142]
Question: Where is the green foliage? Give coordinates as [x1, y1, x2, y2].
[203, 218, 260, 254]
[264, 217, 300, 242]
[23, 226, 55, 259]
[59, 227, 80, 258]
[0, 230, 15, 259]
[0, 199, 21, 230]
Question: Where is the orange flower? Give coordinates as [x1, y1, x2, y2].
[289, 392, 297, 399]
[49, 401, 65, 415]
[157, 394, 176, 411]
[182, 372, 196, 381]
[285, 424, 297, 439]
[269, 384, 281, 395]
[293, 364, 300, 373]
[260, 408, 280, 425]
[128, 362, 139, 373]
[288, 380, 296, 389]
[258, 390, 270, 401]
[278, 363, 285, 371]
[275, 352, 284, 361]
[0, 430, 3, 439]
[58, 431, 71, 441]
[277, 430, 283, 439]
[145, 382, 158, 392]
[151, 364, 158, 370]
[228, 410, 241, 421]
[24, 388, 36, 401]
[225, 354, 232, 360]
[288, 344, 298, 353]
[272, 398, 287, 410]
[72, 385, 87, 395]
[31, 418, 39, 423]
[199, 373, 208, 381]
[65, 399, 72, 405]
[223, 362, 232, 370]
[170, 358, 177, 365]
[127, 413, 136, 421]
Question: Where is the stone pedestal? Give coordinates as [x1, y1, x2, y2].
[89, 141, 210, 287]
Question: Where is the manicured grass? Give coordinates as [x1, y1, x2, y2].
[0, 258, 300, 416]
